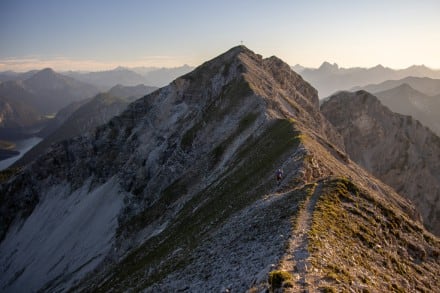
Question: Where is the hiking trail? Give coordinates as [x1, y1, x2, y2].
[279, 182, 322, 292]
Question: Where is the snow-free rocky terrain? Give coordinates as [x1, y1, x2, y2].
[1, 46, 439, 292]
[322, 90, 440, 236]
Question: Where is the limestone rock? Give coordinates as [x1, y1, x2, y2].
[321, 90, 440, 235]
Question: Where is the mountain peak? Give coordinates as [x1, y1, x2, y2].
[1, 46, 438, 292]
[113, 66, 128, 71]
[180, 46, 322, 120]
[318, 61, 339, 71]
[408, 64, 429, 70]
[35, 67, 57, 76]
[226, 44, 252, 55]
[26, 68, 61, 84]
[395, 82, 416, 91]
[372, 64, 385, 69]
[200, 45, 258, 67]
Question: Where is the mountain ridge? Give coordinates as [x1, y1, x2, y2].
[376, 83, 440, 135]
[0, 46, 438, 292]
[294, 62, 440, 98]
[322, 90, 440, 235]
[353, 76, 440, 96]
[0, 68, 99, 115]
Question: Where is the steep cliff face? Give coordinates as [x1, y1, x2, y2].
[0, 47, 439, 292]
[321, 90, 440, 235]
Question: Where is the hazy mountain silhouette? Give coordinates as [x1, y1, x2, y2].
[294, 63, 440, 98]
[15, 84, 157, 167]
[65, 68, 148, 91]
[64, 65, 193, 90]
[0, 70, 39, 82]
[0, 68, 99, 115]
[353, 76, 440, 96]
[107, 84, 158, 101]
[141, 64, 193, 87]
[0, 95, 40, 129]
[372, 83, 440, 136]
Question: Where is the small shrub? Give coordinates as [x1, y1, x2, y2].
[320, 287, 337, 293]
[268, 270, 292, 289]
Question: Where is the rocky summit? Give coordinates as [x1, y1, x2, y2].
[0, 47, 439, 292]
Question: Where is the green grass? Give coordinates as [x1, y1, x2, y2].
[0, 167, 21, 184]
[95, 119, 302, 291]
[268, 270, 293, 289]
[118, 177, 188, 236]
[210, 111, 260, 166]
[308, 178, 440, 292]
[180, 78, 253, 150]
[0, 140, 16, 150]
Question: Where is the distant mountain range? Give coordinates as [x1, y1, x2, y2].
[64, 65, 193, 90]
[0, 70, 38, 82]
[0, 68, 99, 140]
[350, 77, 440, 136]
[1, 65, 193, 92]
[107, 84, 157, 101]
[352, 76, 440, 96]
[0, 67, 158, 163]
[376, 84, 440, 136]
[294, 62, 440, 98]
[0, 68, 99, 115]
[64, 68, 147, 91]
[14, 84, 157, 167]
[0, 67, 161, 137]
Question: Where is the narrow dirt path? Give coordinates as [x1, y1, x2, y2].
[279, 182, 322, 292]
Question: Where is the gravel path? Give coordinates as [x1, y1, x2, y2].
[280, 182, 322, 292]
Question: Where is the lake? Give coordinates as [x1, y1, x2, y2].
[0, 137, 43, 171]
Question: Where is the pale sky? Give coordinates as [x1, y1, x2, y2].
[0, 0, 439, 71]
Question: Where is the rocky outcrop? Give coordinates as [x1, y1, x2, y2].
[321, 90, 440, 235]
[0, 47, 438, 292]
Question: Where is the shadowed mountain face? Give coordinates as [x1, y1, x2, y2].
[0, 81, 48, 139]
[0, 47, 438, 292]
[353, 76, 440, 96]
[321, 90, 440, 235]
[374, 83, 440, 136]
[14, 85, 158, 167]
[0, 68, 99, 115]
[0, 95, 40, 129]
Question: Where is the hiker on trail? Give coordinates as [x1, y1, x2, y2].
[276, 168, 283, 185]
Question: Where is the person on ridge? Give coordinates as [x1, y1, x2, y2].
[276, 168, 283, 185]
